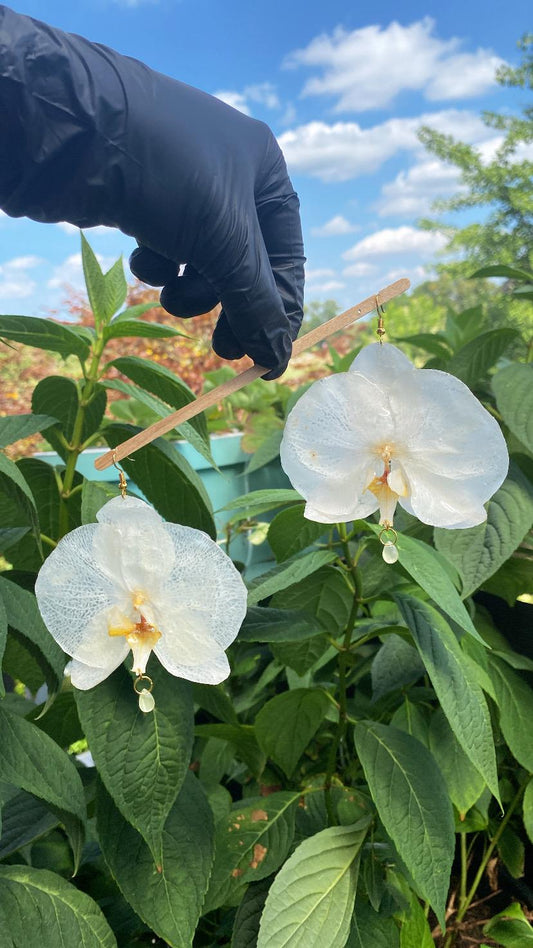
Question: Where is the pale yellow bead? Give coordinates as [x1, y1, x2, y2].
[382, 541, 399, 564]
[138, 689, 155, 713]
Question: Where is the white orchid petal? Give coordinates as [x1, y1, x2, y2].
[155, 641, 230, 685]
[349, 342, 412, 384]
[92, 517, 175, 595]
[399, 463, 489, 528]
[69, 657, 125, 690]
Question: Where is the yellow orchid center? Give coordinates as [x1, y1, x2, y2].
[107, 600, 162, 676]
[365, 444, 409, 528]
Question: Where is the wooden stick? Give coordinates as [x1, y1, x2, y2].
[94, 277, 410, 470]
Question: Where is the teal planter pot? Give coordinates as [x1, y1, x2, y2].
[35, 433, 289, 574]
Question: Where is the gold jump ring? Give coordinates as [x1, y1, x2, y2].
[133, 674, 154, 695]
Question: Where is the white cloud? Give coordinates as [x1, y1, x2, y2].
[311, 215, 360, 236]
[56, 222, 117, 237]
[0, 255, 42, 299]
[376, 159, 461, 217]
[284, 19, 504, 112]
[305, 279, 345, 295]
[343, 226, 447, 261]
[214, 82, 280, 117]
[342, 261, 377, 278]
[305, 267, 336, 282]
[278, 109, 488, 182]
[48, 251, 114, 290]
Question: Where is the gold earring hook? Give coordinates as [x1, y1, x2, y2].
[111, 451, 128, 498]
[375, 295, 386, 344]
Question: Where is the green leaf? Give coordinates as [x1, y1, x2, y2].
[0, 452, 41, 556]
[0, 597, 6, 697]
[104, 423, 216, 538]
[523, 780, 533, 846]
[96, 773, 214, 948]
[493, 363, 533, 454]
[482, 556, 533, 606]
[429, 709, 486, 817]
[0, 790, 59, 860]
[434, 463, 533, 597]
[194, 724, 265, 777]
[269, 564, 353, 635]
[102, 255, 128, 321]
[109, 354, 210, 459]
[391, 532, 483, 642]
[0, 866, 117, 947]
[32, 376, 106, 462]
[257, 819, 370, 948]
[498, 825, 525, 879]
[471, 264, 533, 281]
[219, 488, 302, 516]
[353, 721, 454, 927]
[486, 656, 533, 771]
[27, 691, 84, 749]
[81, 231, 108, 327]
[399, 891, 434, 948]
[483, 901, 533, 946]
[232, 876, 274, 948]
[80, 480, 122, 524]
[0, 315, 90, 360]
[104, 319, 185, 340]
[76, 662, 193, 859]
[239, 606, 324, 643]
[205, 791, 301, 913]
[103, 378, 215, 469]
[395, 594, 499, 800]
[396, 332, 452, 359]
[0, 414, 58, 448]
[371, 635, 424, 702]
[0, 706, 86, 866]
[447, 328, 518, 387]
[0, 575, 65, 693]
[246, 550, 337, 606]
[192, 682, 238, 725]
[271, 635, 330, 677]
[255, 689, 330, 777]
[245, 429, 283, 475]
[267, 504, 326, 562]
[0, 527, 29, 553]
[348, 899, 400, 947]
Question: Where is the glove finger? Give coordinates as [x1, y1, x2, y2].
[211, 311, 245, 361]
[129, 246, 178, 286]
[160, 266, 219, 318]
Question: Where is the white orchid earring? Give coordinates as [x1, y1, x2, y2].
[280, 318, 509, 561]
[35, 486, 247, 712]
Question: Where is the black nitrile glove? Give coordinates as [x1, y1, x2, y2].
[0, 6, 305, 378]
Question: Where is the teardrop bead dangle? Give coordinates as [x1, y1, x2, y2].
[382, 540, 399, 564]
[138, 688, 155, 713]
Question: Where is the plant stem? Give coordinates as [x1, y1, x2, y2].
[324, 522, 362, 824]
[460, 832, 468, 905]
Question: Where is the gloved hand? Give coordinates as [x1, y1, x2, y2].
[0, 5, 305, 378]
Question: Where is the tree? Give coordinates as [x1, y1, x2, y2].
[419, 35, 533, 274]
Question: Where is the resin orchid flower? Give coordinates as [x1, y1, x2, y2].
[35, 497, 247, 703]
[280, 343, 508, 536]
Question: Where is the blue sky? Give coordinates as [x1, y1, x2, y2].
[0, 0, 529, 319]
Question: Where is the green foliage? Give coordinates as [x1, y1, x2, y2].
[1, 233, 533, 945]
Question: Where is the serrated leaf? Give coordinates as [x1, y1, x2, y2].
[246, 550, 337, 606]
[205, 791, 300, 913]
[0, 527, 29, 553]
[220, 488, 302, 516]
[244, 429, 283, 474]
[0, 315, 90, 359]
[255, 689, 330, 777]
[27, 691, 83, 749]
[348, 898, 400, 947]
[96, 773, 214, 948]
[192, 682, 238, 724]
[434, 463, 533, 597]
[0, 597, 6, 697]
[482, 556, 533, 605]
[353, 721, 454, 927]
[0, 789, 60, 859]
[395, 594, 498, 800]
[257, 819, 370, 948]
[267, 504, 326, 562]
[76, 662, 193, 859]
[194, 723, 265, 776]
[483, 901, 533, 946]
[0, 866, 117, 947]
[447, 328, 518, 387]
[109, 355, 210, 460]
[102, 255, 127, 320]
[104, 319, 184, 340]
[429, 709, 485, 817]
[269, 564, 353, 635]
[32, 376, 106, 462]
[0, 414, 58, 448]
[0, 452, 41, 556]
[0, 575, 65, 692]
[232, 876, 274, 948]
[239, 606, 323, 642]
[399, 891, 434, 948]
[493, 363, 533, 454]
[271, 634, 330, 676]
[81, 232, 107, 327]
[80, 480, 121, 524]
[104, 423, 216, 537]
[103, 377, 215, 468]
[486, 656, 533, 771]
[371, 634, 424, 702]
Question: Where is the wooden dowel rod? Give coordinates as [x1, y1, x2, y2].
[94, 277, 410, 470]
